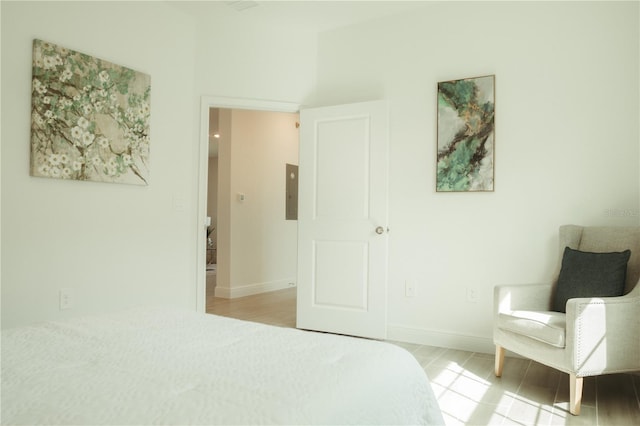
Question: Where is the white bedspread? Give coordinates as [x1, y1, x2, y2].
[1, 308, 443, 425]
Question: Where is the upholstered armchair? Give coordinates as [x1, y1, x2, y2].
[494, 225, 640, 415]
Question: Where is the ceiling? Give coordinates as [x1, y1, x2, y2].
[170, 0, 429, 33]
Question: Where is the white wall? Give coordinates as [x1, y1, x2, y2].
[2, 1, 638, 354]
[216, 109, 233, 299]
[216, 109, 299, 298]
[191, 5, 318, 105]
[315, 1, 640, 351]
[1, 1, 199, 327]
[1, 1, 319, 328]
[207, 156, 218, 250]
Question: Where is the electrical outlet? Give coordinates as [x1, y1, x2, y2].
[59, 288, 74, 310]
[466, 288, 478, 303]
[405, 280, 415, 298]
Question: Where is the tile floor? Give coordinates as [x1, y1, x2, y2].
[208, 288, 640, 425]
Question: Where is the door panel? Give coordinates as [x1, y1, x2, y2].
[297, 100, 389, 339]
[313, 240, 368, 310]
[315, 116, 369, 219]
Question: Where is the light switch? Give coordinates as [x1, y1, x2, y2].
[173, 195, 185, 212]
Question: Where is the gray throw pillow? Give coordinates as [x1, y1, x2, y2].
[552, 247, 631, 313]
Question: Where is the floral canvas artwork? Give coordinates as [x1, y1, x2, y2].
[437, 75, 495, 192]
[30, 39, 151, 185]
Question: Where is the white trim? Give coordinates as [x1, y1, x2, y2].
[196, 97, 301, 313]
[215, 280, 297, 299]
[201, 96, 301, 113]
[387, 323, 495, 355]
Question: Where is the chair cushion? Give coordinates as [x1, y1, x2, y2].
[552, 247, 631, 313]
[497, 310, 566, 348]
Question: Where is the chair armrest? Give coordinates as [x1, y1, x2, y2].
[565, 294, 640, 374]
[494, 283, 553, 314]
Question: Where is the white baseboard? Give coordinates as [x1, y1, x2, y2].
[387, 323, 495, 355]
[215, 279, 296, 299]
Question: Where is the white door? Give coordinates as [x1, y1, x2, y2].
[296, 100, 389, 339]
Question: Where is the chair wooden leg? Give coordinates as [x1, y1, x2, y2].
[569, 373, 583, 416]
[495, 345, 505, 377]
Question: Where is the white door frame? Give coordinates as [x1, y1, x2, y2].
[196, 96, 301, 312]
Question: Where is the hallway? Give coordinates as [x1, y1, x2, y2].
[207, 287, 296, 328]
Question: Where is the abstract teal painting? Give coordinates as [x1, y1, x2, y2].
[437, 75, 495, 192]
[30, 39, 151, 185]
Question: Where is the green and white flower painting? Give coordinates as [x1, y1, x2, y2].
[437, 75, 495, 192]
[30, 39, 151, 185]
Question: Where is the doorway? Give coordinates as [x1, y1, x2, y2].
[197, 97, 301, 318]
[198, 98, 390, 340]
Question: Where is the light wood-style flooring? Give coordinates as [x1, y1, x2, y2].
[207, 286, 296, 328]
[207, 288, 640, 425]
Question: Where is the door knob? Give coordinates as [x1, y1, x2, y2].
[375, 226, 385, 235]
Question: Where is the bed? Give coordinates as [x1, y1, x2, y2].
[1, 307, 444, 425]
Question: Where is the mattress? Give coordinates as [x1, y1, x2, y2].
[1, 308, 444, 425]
